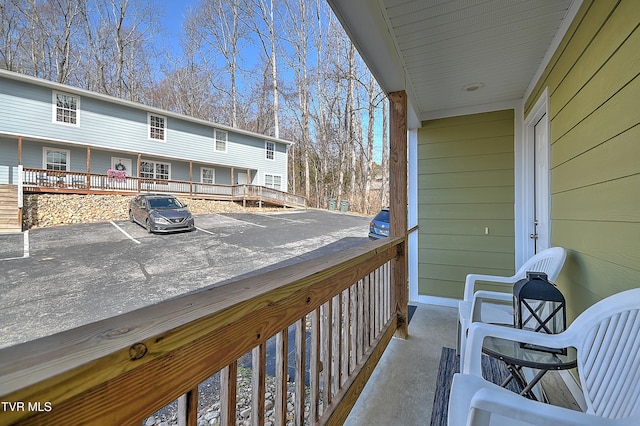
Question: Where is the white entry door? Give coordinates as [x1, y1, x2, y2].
[111, 157, 132, 174]
[517, 90, 552, 267]
[237, 172, 247, 185]
[532, 114, 550, 253]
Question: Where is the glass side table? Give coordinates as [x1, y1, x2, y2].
[482, 335, 577, 401]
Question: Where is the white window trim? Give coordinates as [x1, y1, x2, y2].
[140, 159, 171, 180]
[264, 173, 282, 190]
[52, 91, 80, 127]
[201, 167, 216, 184]
[265, 141, 275, 161]
[43, 147, 71, 170]
[214, 129, 228, 153]
[148, 113, 167, 142]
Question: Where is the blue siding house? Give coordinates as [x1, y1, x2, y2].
[0, 69, 299, 209]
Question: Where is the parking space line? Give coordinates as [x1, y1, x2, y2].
[254, 213, 304, 223]
[0, 230, 29, 261]
[195, 226, 215, 235]
[215, 214, 267, 228]
[110, 221, 141, 244]
[23, 230, 29, 258]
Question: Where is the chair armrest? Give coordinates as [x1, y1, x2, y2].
[468, 388, 622, 426]
[463, 322, 573, 375]
[470, 290, 513, 322]
[463, 273, 518, 301]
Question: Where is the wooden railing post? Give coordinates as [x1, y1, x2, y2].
[220, 363, 237, 426]
[86, 147, 91, 190]
[251, 343, 266, 426]
[137, 154, 141, 193]
[177, 388, 198, 426]
[189, 161, 193, 196]
[388, 90, 408, 339]
[17, 136, 22, 165]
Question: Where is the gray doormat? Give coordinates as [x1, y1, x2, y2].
[430, 347, 522, 426]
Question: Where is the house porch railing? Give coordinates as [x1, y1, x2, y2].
[21, 167, 306, 208]
[0, 237, 405, 425]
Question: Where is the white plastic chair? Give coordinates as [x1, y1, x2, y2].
[457, 247, 567, 361]
[448, 288, 640, 426]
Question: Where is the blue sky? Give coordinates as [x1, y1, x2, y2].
[158, 0, 199, 55]
[156, 1, 262, 70]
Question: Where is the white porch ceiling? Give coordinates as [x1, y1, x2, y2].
[328, 0, 577, 125]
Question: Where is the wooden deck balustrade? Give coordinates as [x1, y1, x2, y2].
[21, 168, 307, 208]
[0, 237, 406, 425]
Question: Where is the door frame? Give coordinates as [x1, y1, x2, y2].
[516, 88, 550, 268]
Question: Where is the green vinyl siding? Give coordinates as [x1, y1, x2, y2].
[552, 125, 640, 195]
[417, 110, 515, 299]
[525, 0, 640, 320]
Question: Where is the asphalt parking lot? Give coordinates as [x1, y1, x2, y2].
[0, 209, 371, 349]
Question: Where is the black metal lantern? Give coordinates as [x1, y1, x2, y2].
[513, 271, 567, 354]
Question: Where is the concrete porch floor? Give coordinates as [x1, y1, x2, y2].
[344, 303, 581, 425]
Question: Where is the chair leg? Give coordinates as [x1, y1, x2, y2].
[458, 320, 468, 369]
[457, 320, 464, 357]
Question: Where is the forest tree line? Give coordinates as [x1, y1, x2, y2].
[0, 0, 389, 213]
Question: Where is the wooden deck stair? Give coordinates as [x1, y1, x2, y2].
[0, 185, 22, 233]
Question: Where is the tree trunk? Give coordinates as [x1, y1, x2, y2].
[381, 98, 389, 207]
[364, 74, 375, 214]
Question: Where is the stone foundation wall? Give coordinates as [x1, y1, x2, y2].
[22, 194, 274, 229]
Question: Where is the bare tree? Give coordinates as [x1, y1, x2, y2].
[381, 97, 389, 208]
[309, 0, 326, 207]
[282, 0, 311, 198]
[0, 0, 23, 71]
[243, 0, 279, 138]
[11, 0, 85, 82]
[185, 0, 246, 127]
[82, 0, 159, 100]
[363, 73, 376, 214]
[52, 0, 85, 83]
[149, 60, 219, 121]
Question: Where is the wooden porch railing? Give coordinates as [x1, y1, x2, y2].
[21, 168, 307, 208]
[0, 237, 405, 425]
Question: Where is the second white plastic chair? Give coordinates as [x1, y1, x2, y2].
[457, 247, 567, 363]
